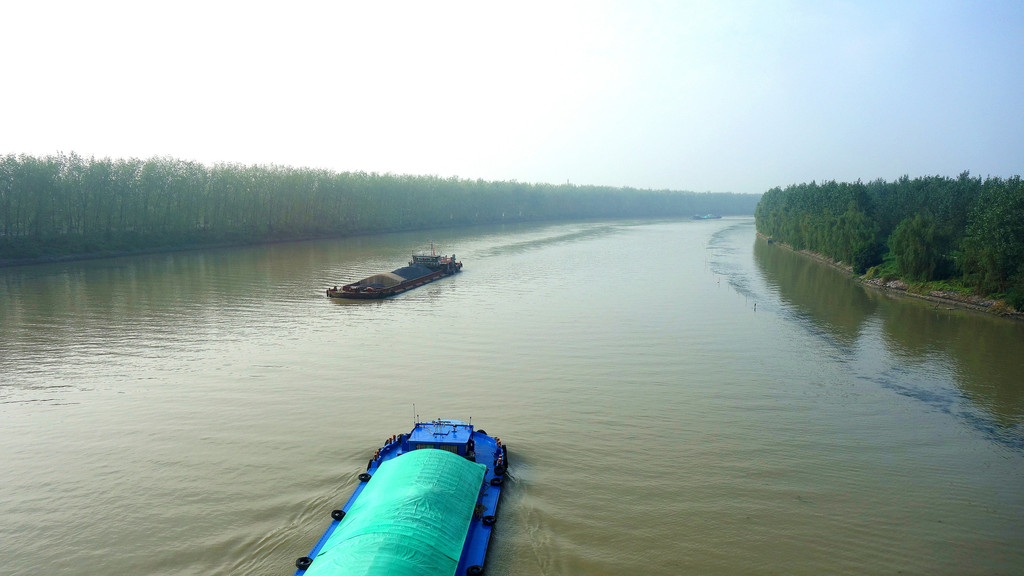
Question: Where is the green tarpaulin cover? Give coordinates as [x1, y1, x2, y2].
[305, 448, 486, 576]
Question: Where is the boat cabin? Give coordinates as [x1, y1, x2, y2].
[406, 419, 474, 457]
[411, 254, 443, 267]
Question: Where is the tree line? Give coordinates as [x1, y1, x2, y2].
[754, 172, 1024, 308]
[0, 152, 759, 263]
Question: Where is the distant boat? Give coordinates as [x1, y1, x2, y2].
[692, 214, 722, 220]
[327, 248, 462, 299]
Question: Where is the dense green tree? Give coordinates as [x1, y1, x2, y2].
[0, 152, 761, 263]
[755, 173, 1022, 304]
[889, 214, 953, 281]
[959, 177, 1024, 300]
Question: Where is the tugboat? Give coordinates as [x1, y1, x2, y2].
[327, 248, 463, 299]
[292, 419, 508, 576]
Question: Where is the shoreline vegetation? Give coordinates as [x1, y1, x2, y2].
[0, 152, 760, 268]
[757, 232, 1023, 321]
[754, 173, 1024, 318]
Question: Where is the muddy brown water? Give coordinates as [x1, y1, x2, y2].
[2, 218, 1022, 575]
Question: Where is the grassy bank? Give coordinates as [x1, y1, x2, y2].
[758, 233, 1023, 321]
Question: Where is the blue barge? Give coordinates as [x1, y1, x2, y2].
[293, 420, 508, 576]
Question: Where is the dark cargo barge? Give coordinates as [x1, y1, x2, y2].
[327, 251, 462, 299]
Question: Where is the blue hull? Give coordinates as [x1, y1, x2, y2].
[293, 420, 508, 575]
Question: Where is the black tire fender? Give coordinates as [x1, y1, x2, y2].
[331, 509, 345, 521]
[358, 472, 372, 482]
[296, 556, 312, 570]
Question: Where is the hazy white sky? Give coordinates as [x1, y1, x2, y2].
[3, 1, 1022, 193]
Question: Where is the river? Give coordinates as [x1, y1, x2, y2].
[1, 218, 1022, 575]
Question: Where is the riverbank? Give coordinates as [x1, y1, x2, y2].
[757, 233, 1023, 321]
[0, 229, 404, 269]
[0, 239, 262, 268]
